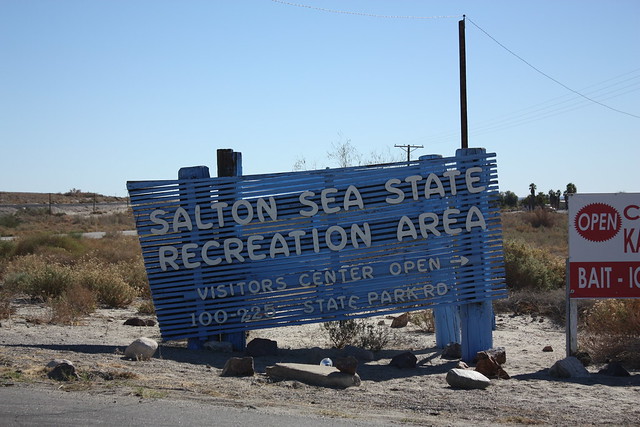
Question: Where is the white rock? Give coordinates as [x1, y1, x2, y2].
[446, 368, 491, 389]
[124, 337, 158, 360]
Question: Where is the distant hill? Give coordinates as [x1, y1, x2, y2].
[0, 191, 128, 205]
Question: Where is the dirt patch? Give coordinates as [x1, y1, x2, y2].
[1, 302, 639, 425]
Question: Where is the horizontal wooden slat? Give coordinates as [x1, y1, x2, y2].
[127, 150, 506, 341]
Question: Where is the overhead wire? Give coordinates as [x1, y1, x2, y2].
[466, 18, 640, 120]
[271, 1, 640, 135]
[271, 0, 460, 20]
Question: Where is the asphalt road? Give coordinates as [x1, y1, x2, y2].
[0, 386, 386, 427]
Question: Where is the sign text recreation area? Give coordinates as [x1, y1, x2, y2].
[127, 149, 506, 341]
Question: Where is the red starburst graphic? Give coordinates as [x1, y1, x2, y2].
[574, 203, 621, 242]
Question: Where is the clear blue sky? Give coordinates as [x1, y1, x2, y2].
[1, 0, 638, 198]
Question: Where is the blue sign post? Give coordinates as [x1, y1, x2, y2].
[127, 148, 505, 359]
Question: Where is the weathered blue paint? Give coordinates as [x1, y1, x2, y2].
[460, 301, 494, 361]
[127, 149, 506, 342]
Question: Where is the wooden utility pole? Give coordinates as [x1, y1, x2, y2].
[459, 15, 468, 150]
[394, 144, 424, 163]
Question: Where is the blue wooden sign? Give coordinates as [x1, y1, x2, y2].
[127, 148, 505, 341]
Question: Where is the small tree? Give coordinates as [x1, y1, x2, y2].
[564, 183, 577, 210]
[528, 183, 537, 211]
[498, 191, 519, 209]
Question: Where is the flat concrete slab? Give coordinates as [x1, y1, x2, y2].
[266, 363, 361, 389]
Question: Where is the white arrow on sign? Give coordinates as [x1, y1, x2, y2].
[450, 255, 469, 266]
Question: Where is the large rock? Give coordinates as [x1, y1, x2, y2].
[446, 368, 491, 390]
[334, 356, 358, 375]
[246, 338, 278, 357]
[266, 363, 361, 389]
[221, 357, 254, 377]
[549, 357, 590, 378]
[342, 345, 374, 361]
[391, 312, 409, 328]
[124, 337, 158, 360]
[475, 352, 510, 380]
[598, 362, 630, 377]
[389, 351, 417, 369]
[48, 362, 79, 381]
[442, 342, 462, 359]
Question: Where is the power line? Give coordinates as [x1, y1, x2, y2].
[467, 18, 640, 120]
[271, 0, 460, 20]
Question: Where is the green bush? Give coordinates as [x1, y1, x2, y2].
[4, 255, 75, 299]
[0, 214, 20, 228]
[504, 240, 564, 291]
[0, 240, 15, 259]
[12, 233, 84, 257]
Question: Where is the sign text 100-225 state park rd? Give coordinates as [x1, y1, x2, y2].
[127, 149, 506, 341]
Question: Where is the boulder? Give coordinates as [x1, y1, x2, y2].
[475, 352, 510, 380]
[475, 347, 506, 365]
[390, 312, 409, 328]
[342, 345, 374, 361]
[48, 362, 79, 381]
[442, 342, 462, 359]
[446, 368, 491, 390]
[390, 351, 417, 369]
[598, 362, 630, 377]
[334, 356, 358, 375]
[221, 357, 254, 377]
[549, 357, 590, 378]
[246, 338, 278, 357]
[266, 363, 361, 389]
[124, 337, 158, 360]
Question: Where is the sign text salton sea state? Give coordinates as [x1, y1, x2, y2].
[127, 149, 506, 341]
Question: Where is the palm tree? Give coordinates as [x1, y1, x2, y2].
[529, 183, 537, 210]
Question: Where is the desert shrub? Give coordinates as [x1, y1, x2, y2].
[49, 283, 97, 324]
[76, 260, 136, 308]
[501, 211, 568, 258]
[409, 309, 435, 332]
[114, 259, 149, 298]
[523, 208, 558, 228]
[323, 318, 394, 351]
[492, 289, 570, 324]
[137, 299, 155, 315]
[0, 214, 20, 228]
[584, 300, 640, 336]
[12, 233, 84, 258]
[503, 240, 565, 291]
[357, 322, 392, 351]
[581, 300, 640, 367]
[0, 240, 15, 259]
[84, 235, 141, 264]
[0, 289, 14, 319]
[580, 334, 640, 368]
[3, 255, 75, 299]
[323, 319, 363, 349]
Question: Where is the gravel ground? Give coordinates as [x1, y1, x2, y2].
[1, 301, 639, 426]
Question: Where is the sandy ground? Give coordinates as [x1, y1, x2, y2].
[1, 301, 639, 426]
